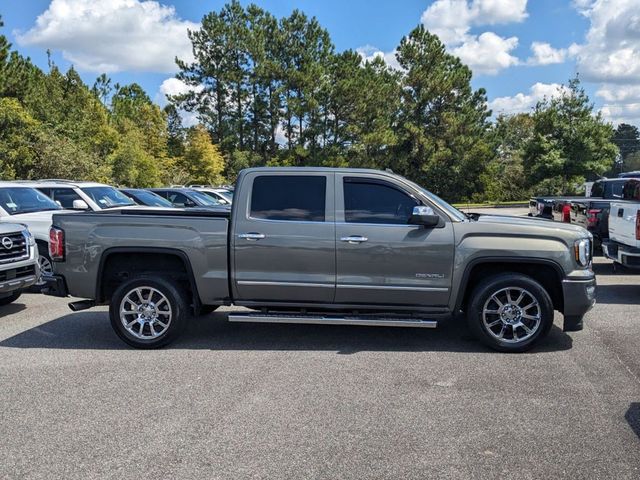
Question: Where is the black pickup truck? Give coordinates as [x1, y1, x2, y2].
[570, 178, 640, 249]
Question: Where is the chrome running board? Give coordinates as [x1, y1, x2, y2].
[228, 313, 437, 328]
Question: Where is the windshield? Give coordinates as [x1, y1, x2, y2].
[216, 190, 233, 202]
[200, 189, 232, 204]
[402, 178, 467, 221]
[82, 186, 135, 209]
[0, 187, 61, 215]
[190, 190, 221, 206]
[127, 190, 174, 207]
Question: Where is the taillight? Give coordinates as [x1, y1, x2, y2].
[562, 204, 571, 223]
[587, 209, 601, 227]
[49, 227, 65, 261]
[636, 210, 640, 241]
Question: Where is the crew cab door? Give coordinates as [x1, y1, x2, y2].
[232, 171, 335, 303]
[334, 174, 454, 307]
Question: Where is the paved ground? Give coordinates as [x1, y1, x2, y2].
[1, 258, 639, 479]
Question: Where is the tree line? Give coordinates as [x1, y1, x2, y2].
[1, 3, 634, 202]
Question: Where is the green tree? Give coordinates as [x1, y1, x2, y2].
[612, 123, 640, 173]
[482, 114, 533, 201]
[524, 78, 617, 194]
[180, 125, 226, 184]
[109, 122, 160, 187]
[395, 25, 492, 201]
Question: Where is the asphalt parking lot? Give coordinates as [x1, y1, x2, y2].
[1, 260, 639, 479]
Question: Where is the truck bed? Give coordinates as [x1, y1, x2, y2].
[51, 209, 230, 304]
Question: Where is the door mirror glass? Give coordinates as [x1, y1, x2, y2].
[72, 199, 90, 210]
[409, 206, 440, 227]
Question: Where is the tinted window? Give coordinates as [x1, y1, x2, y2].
[622, 180, 640, 201]
[81, 187, 135, 209]
[167, 192, 195, 207]
[590, 181, 603, 197]
[0, 187, 61, 215]
[250, 176, 326, 222]
[344, 178, 418, 224]
[50, 188, 83, 209]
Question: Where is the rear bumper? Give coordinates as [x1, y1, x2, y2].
[562, 275, 597, 317]
[602, 240, 640, 269]
[41, 275, 69, 297]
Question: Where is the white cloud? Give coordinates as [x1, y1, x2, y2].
[569, 0, 640, 84]
[452, 32, 519, 74]
[156, 78, 202, 127]
[489, 82, 569, 115]
[16, 0, 198, 73]
[597, 84, 640, 125]
[599, 103, 640, 126]
[527, 42, 568, 65]
[420, 0, 528, 75]
[355, 45, 400, 70]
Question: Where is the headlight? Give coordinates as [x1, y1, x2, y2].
[22, 228, 35, 246]
[574, 238, 591, 267]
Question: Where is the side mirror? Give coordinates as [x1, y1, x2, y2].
[72, 199, 90, 210]
[409, 205, 440, 227]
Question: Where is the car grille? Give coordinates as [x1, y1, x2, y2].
[0, 265, 36, 282]
[0, 232, 29, 264]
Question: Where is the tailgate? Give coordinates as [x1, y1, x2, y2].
[609, 202, 640, 248]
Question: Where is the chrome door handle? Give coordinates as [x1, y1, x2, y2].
[238, 233, 266, 241]
[340, 235, 368, 244]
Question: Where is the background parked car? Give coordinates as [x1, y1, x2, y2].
[119, 189, 175, 208]
[32, 180, 136, 211]
[603, 180, 640, 268]
[189, 186, 233, 205]
[149, 188, 225, 208]
[0, 183, 67, 277]
[0, 223, 39, 305]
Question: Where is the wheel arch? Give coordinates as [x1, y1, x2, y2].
[96, 247, 201, 314]
[456, 257, 564, 313]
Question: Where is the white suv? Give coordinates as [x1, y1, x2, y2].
[0, 223, 39, 305]
[0, 183, 70, 277]
[30, 180, 136, 212]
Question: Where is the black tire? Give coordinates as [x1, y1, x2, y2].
[467, 273, 554, 353]
[0, 291, 21, 306]
[109, 277, 190, 349]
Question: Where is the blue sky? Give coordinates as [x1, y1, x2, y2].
[2, 1, 639, 126]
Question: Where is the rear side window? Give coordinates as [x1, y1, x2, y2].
[250, 176, 326, 222]
[344, 178, 418, 224]
[623, 180, 640, 201]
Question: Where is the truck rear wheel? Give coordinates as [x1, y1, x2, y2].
[467, 273, 554, 353]
[109, 277, 190, 349]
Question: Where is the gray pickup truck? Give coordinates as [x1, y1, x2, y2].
[44, 168, 596, 352]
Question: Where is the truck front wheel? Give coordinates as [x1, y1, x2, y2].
[110, 277, 190, 349]
[467, 273, 554, 353]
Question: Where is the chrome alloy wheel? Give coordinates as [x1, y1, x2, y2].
[119, 287, 172, 340]
[39, 255, 53, 276]
[482, 287, 541, 343]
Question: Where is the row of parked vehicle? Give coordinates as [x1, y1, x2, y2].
[528, 173, 640, 270]
[0, 179, 233, 305]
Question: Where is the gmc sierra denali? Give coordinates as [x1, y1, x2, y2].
[44, 168, 596, 352]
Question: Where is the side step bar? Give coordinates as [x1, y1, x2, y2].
[228, 313, 437, 328]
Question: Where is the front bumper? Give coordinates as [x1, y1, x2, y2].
[0, 265, 38, 295]
[562, 275, 597, 317]
[41, 275, 69, 297]
[602, 240, 640, 269]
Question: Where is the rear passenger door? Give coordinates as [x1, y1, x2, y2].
[232, 172, 335, 304]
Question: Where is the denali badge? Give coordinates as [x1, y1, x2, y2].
[1, 237, 13, 250]
[416, 273, 445, 279]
